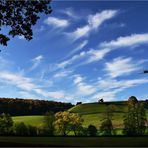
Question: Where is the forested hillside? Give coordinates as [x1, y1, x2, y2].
[0, 98, 73, 116]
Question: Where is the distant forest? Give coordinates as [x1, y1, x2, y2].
[0, 98, 73, 116]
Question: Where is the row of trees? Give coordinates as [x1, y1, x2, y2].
[0, 98, 73, 116]
[0, 112, 102, 136]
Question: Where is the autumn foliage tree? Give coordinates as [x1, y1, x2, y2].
[54, 111, 83, 136]
[69, 113, 84, 136]
[0, 0, 52, 46]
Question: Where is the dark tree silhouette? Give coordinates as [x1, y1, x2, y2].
[76, 102, 82, 105]
[0, 113, 13, 135]
[87, 124, 97, 136]
[0, 0, 52, 46]
[98, 98, 104, 103]
[44, 111, 55, 136]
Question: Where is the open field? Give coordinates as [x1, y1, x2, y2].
[0, 136, 148, 147]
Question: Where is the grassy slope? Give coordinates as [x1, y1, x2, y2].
[69, 101, 128, 114]
[69, 101, 148, 128]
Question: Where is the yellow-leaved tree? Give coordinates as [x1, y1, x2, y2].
[54, 111, 83, 136]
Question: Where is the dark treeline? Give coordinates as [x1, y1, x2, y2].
[0, 98, 73, 116]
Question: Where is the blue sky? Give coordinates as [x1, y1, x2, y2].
[0, 1, 148, 103]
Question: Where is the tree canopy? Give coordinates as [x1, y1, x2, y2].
[0, 0, 52, 46]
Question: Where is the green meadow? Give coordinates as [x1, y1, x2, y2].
[12, 116, 44, 127]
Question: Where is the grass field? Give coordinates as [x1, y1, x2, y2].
[0, 136, 148, 147]
[12, 116, 44, 127]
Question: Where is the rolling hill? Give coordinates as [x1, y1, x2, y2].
[69, 101, 148, 128]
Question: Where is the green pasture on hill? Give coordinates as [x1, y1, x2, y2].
[69, 102, 128, 114]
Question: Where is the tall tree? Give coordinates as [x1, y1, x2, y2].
[123, 96, 147, 135]
[44, 111, 55, 136]
[0, 0, 52, 46]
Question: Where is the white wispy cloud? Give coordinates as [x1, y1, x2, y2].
[30, 55, 43, 71]
[88, 10, 117, 30]
[93, 77, 148, 101]
[92, 90, 119, 101]
[97, 77, 148, 91]
[0, 71, 66, 99]
[100, 33, 148, 48]
[53, 70, 73, 78]
[60, 7, 79, 20]
[57, 48, 110, 69]
[73, 75, 96, 96]
[70, 25, 90, 40]
[104, 57, 140, 78]
[57, 33, 148, 70]
[73, 75, 84, 84]
[66, 40, 88, 58]
[44, 16, 69, 28]
[68, 10, 118, 41]
[0, 56, 14, 70]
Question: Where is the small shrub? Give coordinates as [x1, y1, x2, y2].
[100, 119, 113, 136]
[87, 124, 97, 136]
